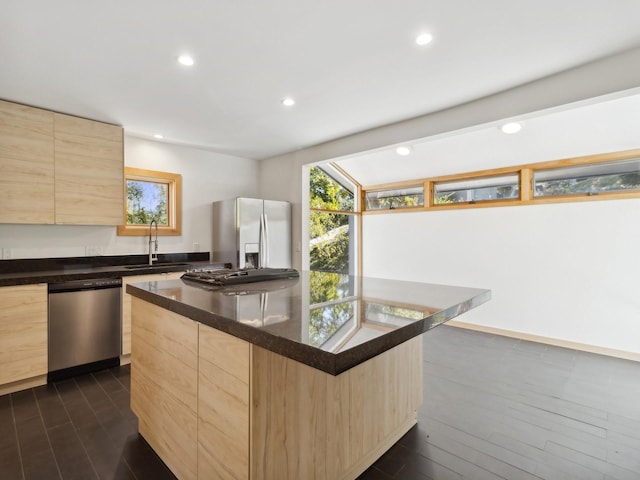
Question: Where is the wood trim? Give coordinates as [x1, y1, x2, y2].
[365, 178, 428, 191]
[357, 200, 363, 277]
[330, 161, 365, 277]
[330, 162, 361, 191]
[118, 167, 182, 236]
[361, 148, 640, 213]
[424, 180, 433, 208]
[447, 320, 640, 363]
[362, 205, 427, 215]
[520, 168, 532, 201]
[309, 207, 358, 216]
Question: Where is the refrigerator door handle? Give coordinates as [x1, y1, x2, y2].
[262, 212, 270, 267]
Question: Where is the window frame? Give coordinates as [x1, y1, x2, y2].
[364, 183, 425, 211]
[117, 167, 182, 236]
[361, 148, 640, 214]
[432, 172, 520, 206]
[532, 157, 640, 199]
[308, 162, 362, 275]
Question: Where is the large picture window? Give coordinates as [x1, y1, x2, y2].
[117, 167, 182, 236]
[309, 164, 359, 274]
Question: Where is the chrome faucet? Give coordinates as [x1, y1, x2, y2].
[148, 219, 158, 265]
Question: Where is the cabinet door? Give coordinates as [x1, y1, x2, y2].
[198, 324, 250, 480]
[0, 284, 48, 387]
[0, 100, 55, 224]
[121, 272, 184, 355]
[54, 113, 123, 225]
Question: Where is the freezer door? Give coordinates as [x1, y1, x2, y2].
[237, 197, 263, 268]
[263, 200, 291, 268]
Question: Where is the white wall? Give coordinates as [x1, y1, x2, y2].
[0, 136, 258, 259]
[257, 46, 640, 354]
[362, 200, 640, 354]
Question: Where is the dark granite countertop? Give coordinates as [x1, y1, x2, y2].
[126, 271, 491, 375]
[0, 253, 224, 287]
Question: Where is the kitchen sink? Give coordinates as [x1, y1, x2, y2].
[124, 262, 192, 270]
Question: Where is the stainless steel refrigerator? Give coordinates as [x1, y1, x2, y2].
[212, 197, 292, 269]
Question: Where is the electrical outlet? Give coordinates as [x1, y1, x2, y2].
[192, 242, 200, 252]
[2, 248, 13, 259]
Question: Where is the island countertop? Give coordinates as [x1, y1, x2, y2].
[126, 271, 490, 375]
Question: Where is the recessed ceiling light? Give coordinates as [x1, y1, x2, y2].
[178, 55, 194, 66]
[281, 97, 295, 107]
[396, 146, 412, 156]
[501, 122, 522, 134]
[153, 134, 164, 139]
[415, 33, 433, 46]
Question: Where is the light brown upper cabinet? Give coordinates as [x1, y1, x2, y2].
[54, 113, 123, 225]
[0, 100, 123, 226]
[0, 100, 55, 224]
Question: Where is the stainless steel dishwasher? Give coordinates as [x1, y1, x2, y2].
[48, 277, 122, 381]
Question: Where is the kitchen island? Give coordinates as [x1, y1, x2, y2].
[127, 271, 490, 480]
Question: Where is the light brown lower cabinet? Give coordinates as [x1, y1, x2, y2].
[130, 298, 198, 480]
[131, 297, 423, 480]
[0, 284, 48, 395]
[121, 272, 184, 356]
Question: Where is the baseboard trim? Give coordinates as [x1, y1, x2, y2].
[0, 374, 47, 396]
[446, 320, 640, 363]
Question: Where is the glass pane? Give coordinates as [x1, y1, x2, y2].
[309, 212, 354, 273]
[433, 174, 519, 204]
[534, 158, 640, 197]
[365, 185, 424, 210]
[309, 166, 354, 211]
[126, 180, 169, 225]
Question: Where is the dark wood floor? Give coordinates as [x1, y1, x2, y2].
[2, 325, 639, 480]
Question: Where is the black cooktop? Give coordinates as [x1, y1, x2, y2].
[181, 267, 299, 286]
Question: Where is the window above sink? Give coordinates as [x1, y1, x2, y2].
[117, 167, 182, 237]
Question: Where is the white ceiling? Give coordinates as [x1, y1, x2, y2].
[2, 0, 640, 160]
[335, 91, 640, 186]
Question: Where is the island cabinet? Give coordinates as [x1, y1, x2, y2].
[128, 273, 490, 480]
[0, 100, 55, 224]
[131, 298, 423, 480]
[121, 272, 184, 356]
[0, 284, 48, 395]
[198, 322, 250, 479]
[130, 299, 199, 480]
